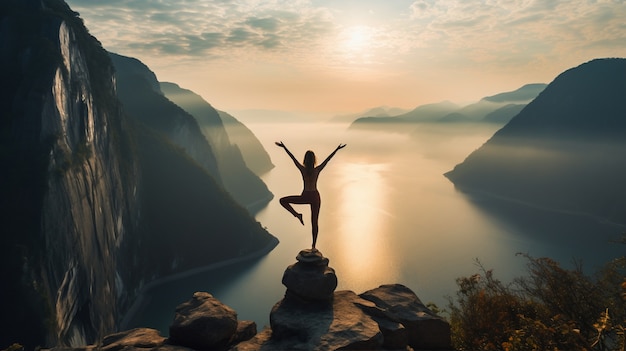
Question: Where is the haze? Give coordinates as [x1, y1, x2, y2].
[65, 0, 626, 116]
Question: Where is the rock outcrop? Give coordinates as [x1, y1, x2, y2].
[53, 250, 453, 351]
[235, 249, 453, 350]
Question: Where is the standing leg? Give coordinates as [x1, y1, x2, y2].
[310, 194, 321, 249]
[280, 195, 305, 225]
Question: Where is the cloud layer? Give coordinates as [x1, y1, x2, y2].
[68, 0, 625, 63]
[65, 0, 626, 112]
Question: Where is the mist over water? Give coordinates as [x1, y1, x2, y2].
[127, 122, 624, 335]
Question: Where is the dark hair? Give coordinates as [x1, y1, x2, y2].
[303, 150, 316, 173]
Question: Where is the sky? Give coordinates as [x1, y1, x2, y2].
[65, 0, 626, 117]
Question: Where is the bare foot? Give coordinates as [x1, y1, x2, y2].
[296, 213, 304, 225]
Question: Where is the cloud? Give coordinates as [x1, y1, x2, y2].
[404, 0, 626, 67]
[244, 17, 280, 32]
[66, 0, 335, 64]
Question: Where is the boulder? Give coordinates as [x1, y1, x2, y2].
[231, 320, 258, 345]
[168, 292, 240, 350]
[281, 249, 337, 302]
[360, 284, 452, 350]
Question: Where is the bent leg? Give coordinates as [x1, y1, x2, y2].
[280, 195, 306, 225]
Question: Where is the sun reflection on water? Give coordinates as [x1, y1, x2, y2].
[327, 161, 399, 291]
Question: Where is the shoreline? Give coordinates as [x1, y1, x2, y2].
[246, 192, 274, 214]
[453, 185, 626, 229]
[119, 235, 279, 330]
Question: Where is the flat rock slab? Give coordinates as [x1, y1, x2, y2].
[262, 290, 383, 350]
[100, 328, 167, 350]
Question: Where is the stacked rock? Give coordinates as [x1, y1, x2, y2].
[281, 248, 338, 302]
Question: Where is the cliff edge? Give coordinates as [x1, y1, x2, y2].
[55, 249, 453, 351]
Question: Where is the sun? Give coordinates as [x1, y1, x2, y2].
[332, 25, 380, 68]
[339, 25, 374, 53]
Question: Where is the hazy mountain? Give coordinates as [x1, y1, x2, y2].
[483, 83, 548, 103]
[110, 53, 222, 184]
[438, 84, 547, 122]
[397, 101, 460, 122]
[482, 104, 526, 124]
[217, 110, 275, 175]
[159, 82, 273, 207]
[228, 109, 317, 124]
[158, 82, 273, 175]
[349, 101, 459, 132]
[0, 1, 276, 347]
[445, 58, 626, 225]
[350, 84, 546, 131]
[330, 106, 410, 123]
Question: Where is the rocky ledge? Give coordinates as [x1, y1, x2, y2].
[52, 250, 453, 350]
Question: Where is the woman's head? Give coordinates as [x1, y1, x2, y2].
[303, 150, 316, 170]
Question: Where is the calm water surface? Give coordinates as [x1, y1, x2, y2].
[127, 122, 624, 334]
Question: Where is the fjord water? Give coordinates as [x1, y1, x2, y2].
[127, 122, 624, 334]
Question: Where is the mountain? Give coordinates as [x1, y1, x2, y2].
[349, 84, 546, 131]
[482, 104, 526, 124]
[330, 106, 410, 123]
[397, 101, 460, 122]
[438, 84, 547, 123]
[483, 83, 547, 103]
[445, 58, 626, 225]
[158, 81, 273, 208]
[0, 0, 276, 348]
[217, 110, 275, 175]
[109, 54, 222, 184]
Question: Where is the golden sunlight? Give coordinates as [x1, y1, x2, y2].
[332, 162, 399, 290]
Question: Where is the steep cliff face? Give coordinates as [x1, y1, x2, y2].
[1, 0, 140, 347]
[0, 0, 277, 348]
[41, 21, 139, 347]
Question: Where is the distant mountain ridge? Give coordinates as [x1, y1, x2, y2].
[483, 83, 547, 103]
[330, 106, 410, 123]
[349, 84, 547, 131]
[445, 58, 626, 225]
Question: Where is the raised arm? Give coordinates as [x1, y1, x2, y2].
[275, 141, 303, 170]
[317, 143, 346, 171]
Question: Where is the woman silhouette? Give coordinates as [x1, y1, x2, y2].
[275, 141, 346, 249]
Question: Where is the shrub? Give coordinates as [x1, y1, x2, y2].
[448, 235, 626, 350]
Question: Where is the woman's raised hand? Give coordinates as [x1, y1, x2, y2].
[336, 143, 347, 150]
[275, 141, 285, 148]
